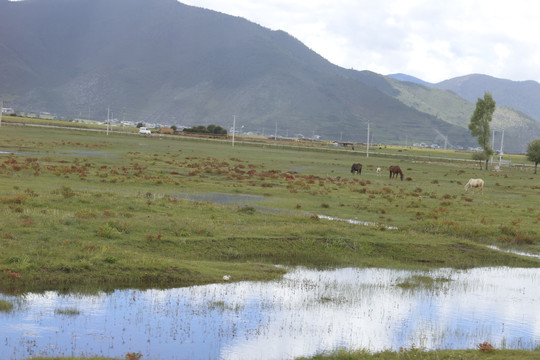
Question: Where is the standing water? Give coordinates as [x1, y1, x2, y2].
[1, 267, 539, 359]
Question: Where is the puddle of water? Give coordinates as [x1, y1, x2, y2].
[176, 192, 266, 206]
[176, 192, 396, 228]
[1, 267, 539, 359]
[316, 214, 398, 229]
[487, 245, 540, 260]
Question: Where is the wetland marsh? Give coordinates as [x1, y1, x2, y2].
[0, 122, 539, 359]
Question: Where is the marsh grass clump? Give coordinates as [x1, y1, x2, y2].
[0, 299, 14, 311]
[55, 307, 80, 315]
[125, 352, 143, 360]
[396, 275, 451, 290]
[59, 185, 75, 198]
[499, 231, 535, 245]
[477, 341, 496, 352]
[96, 223, 122, 239]
[207, 300, 243, 312]
[238, 205, 256, 214]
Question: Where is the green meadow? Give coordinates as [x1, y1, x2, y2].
[26, 349, 540, 360]
[0, 122, 539, 294]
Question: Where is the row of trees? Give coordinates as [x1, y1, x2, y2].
[136, 123, 227, 135]
[469, 92, 540, 174]
[183, 124, 227, 135]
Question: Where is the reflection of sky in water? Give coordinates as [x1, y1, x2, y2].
[1, 267, 539, 359]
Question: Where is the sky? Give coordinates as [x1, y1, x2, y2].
[181, 0, 540, 83]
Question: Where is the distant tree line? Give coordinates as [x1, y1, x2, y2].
[183, 124, 227, 135]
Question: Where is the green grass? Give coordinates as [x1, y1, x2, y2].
[299, 348, 540, 360]
[395, 274, 451, 289]
[0, 123, 538, 293]
[27, 348, 540, 360]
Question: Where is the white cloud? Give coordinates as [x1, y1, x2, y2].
[181, 0, 540, 83]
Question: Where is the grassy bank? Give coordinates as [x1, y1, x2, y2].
[300, 348, 540, 360]
[0, 124, 539, 293]
[27, 348, 540, 360]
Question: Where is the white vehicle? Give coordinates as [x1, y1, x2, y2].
[139, 127, 151, 135]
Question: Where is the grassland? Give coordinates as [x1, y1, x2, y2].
[27, 348, 540, 360]
[0, 121, 539, 294]
[299, 348, 540, 360]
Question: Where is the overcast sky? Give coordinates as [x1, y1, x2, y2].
[181, 0, 540, 83]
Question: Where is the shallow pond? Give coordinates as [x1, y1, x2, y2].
[1, 267, 539, 360]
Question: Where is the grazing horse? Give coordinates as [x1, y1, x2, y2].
[376, 167, 381, 176]
[389, 165, 403, 181]
[350, 163, 362, 174]
[464, 178, 484, 194]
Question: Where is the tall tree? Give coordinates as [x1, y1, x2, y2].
[469, 92, 496, 170]
[526, 139, 540, 174]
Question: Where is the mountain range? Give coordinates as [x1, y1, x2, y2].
[1, 0, 539, 153]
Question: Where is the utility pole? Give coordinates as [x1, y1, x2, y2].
[0, 100, 3, 128]
[232, 115, 236, 147]
[444, 135, 448, 154]
[106, 107, 110, 136]
[498, 130, 504, 167]
[274, 121, 277, 145]
[366, 121, 370, 158]
[490, 129, 495, 164]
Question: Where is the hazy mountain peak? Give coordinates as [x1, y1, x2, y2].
[386, 73, 432, 86]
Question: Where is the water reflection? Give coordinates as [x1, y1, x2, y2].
[1, 267, 539, 359]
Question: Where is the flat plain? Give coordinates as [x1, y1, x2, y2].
[1, 121, 539, 359]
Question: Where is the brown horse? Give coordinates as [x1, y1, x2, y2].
[350, 163, 362, 174]
[389, 165, 403, 180]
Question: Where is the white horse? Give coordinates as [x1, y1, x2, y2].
[464, 178, 484, 194]
[376, 167, 381, 176]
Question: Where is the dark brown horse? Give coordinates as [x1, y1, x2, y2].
[350, 163, 362, 174]
[389, 165, 403, 180]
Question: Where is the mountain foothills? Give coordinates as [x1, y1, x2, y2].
[1, 0, 539, 153]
